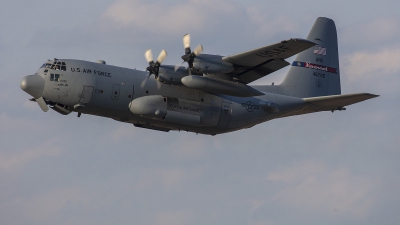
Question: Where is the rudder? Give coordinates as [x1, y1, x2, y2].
[279, 17, 341, 98]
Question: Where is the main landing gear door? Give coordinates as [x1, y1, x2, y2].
[79, 86, 94, 104]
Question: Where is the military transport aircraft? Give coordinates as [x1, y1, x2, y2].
[20, 17, 378, 135]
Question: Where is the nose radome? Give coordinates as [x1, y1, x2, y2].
[20, 74, 45, 99]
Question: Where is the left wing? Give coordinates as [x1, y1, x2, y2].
[276, 93, 379, 118]
[223, 39, 316, 84]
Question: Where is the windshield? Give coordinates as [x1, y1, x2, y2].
[41, 61, 67, 71]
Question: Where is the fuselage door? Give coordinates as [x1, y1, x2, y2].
[79, 86, 94, 104]
[112, 84, 120, 100]
[217, 101, 232, 128]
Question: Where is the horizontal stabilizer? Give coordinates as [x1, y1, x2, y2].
[303, 93, 379, 112]
[276, 93, 379, 119]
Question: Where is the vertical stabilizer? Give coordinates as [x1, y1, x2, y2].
[279, 17, 341, 98]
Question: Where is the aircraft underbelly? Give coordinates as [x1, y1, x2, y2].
[68, 69, 277, 135]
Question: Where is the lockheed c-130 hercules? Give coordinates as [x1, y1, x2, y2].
[20, 17, 378, 135]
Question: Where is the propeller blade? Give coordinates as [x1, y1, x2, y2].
[145, 49, 153, 63]
[193, 44, 203, 56]
[140, 80, 146, 89]
[183, 34, 190, 49]
[36, 96, 49, 112]
[141, 75, 150, 88]
[156, 49, 167, 63]
[174, 64, 181, 72]
[181, 34, 202, 69]
[174, 61, 185, 72]
[156, 79, 162, 89]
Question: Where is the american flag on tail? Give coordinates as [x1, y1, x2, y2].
[313, 46, 326, 55]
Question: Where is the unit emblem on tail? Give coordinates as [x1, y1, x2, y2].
[292, 61, 338, 74]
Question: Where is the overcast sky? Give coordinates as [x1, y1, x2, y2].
[1, 0, 399, 225]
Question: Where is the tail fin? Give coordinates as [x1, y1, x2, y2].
[279, 17, 341, 98]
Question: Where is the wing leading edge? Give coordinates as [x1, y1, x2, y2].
[223, 38, 316, 84]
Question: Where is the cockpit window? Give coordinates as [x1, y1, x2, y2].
[46, 61, 67, 71]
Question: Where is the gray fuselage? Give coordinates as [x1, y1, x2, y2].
[35, 59, 305, 135]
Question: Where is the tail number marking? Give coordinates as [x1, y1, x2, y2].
[313, 72, 325, 78]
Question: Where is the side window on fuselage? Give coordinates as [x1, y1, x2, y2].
[50, 73, 60, 82]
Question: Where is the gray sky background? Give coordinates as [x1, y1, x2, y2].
[1, 0, 399, 225]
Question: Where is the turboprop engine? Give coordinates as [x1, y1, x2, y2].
[191, 54, 234, 74]
[179, 34, 233, 74]
[157, 65, 188, 85]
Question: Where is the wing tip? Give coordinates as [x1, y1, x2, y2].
[364, 93, 380, 99]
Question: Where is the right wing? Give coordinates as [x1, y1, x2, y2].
[222, 39, 316, 84]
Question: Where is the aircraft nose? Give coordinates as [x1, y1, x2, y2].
[20, 74, 45, 99]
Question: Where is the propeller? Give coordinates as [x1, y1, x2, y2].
[181, 34, 203, 68]
[142, 49, 166, 89]
[174, 62, 192, 76]
[30, 97, 49, 112]
[36, 97, 49, 112]
[145, 49, 167, 79]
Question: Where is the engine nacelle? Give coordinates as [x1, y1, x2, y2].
[192, 54, 234, 74]
[129, 95, 203, 126]
[157, 65, 188, 85]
